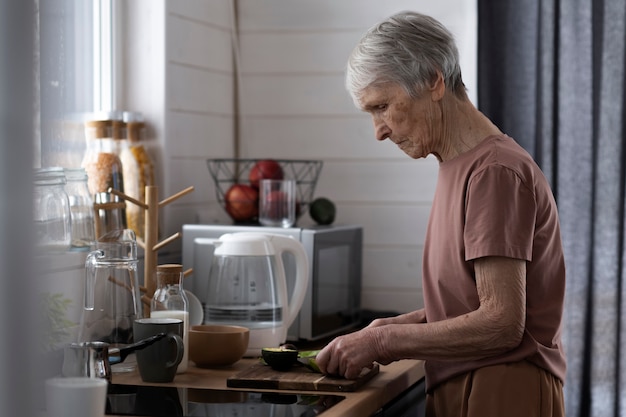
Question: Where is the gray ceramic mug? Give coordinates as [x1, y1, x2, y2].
[133, 318, 184, 383]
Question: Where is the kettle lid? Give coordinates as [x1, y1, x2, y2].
[215, 232, 282, 256]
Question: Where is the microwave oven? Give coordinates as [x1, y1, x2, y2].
[181, 223, 363, 341]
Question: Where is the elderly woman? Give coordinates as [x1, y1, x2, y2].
[315, 11, 566, 417]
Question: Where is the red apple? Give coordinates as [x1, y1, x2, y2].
[249, 159, 284, 188]
[224, 184, 259, 222]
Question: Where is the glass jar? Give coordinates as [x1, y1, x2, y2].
[64, 167, 96, 251]
[82, 117, 127, 238]
[119, 111, 155, 241]
[81, 119, 125, 196]
[151, 264, 189, 373]
[33, 167, 72, 252]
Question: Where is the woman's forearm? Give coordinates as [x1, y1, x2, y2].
[367, 309, 426, 328]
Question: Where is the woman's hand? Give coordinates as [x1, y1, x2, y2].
[316, 327, 387, 379]
[317, 309, 425, 379]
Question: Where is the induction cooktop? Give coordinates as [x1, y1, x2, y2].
[106, 384, 344, 417]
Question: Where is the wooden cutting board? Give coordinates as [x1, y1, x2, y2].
[226, 363, 380, 392]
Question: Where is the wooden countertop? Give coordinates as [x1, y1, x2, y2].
[109, 358, 425, 417]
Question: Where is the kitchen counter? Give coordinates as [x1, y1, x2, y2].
[109, 358, 425, 417]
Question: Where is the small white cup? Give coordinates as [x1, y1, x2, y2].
[45, 376, 108, 417]
[259, 179, 296, 228]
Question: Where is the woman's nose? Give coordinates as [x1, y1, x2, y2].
[373, 117, 391, 141]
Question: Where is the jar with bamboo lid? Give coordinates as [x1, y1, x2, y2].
[82, 114, 127, 238]
[81, 117, 125, 196]
[119, 111, 155, 241]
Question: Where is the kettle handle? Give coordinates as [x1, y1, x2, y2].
[84, 250, 104, 310]
[268, 235, 309, 329]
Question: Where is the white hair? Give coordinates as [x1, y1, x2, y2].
[346, 11, 465, 103]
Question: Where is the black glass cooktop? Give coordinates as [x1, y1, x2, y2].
[106, 384, 344, 417]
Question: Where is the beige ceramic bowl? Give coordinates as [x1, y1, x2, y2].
[189, 325, 249, 367]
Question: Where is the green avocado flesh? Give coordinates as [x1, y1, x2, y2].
[298, 357, 321, 373]
[263, 347, 297, 353]
[297, 350, 320, 358]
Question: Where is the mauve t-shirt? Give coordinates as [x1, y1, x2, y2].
[422, 134, 566, 391]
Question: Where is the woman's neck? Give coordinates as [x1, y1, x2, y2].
[433, 93, 502, 162]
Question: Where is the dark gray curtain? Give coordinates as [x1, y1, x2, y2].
[478, 1, 626, 416]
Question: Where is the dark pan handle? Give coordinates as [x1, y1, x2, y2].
[108, 332, 167, 365]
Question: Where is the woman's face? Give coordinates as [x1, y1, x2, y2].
[357, 82, 441, 159]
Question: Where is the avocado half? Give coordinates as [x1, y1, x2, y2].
[261, 347, 299, 371]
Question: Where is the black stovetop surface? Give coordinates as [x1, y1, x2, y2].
[106, 383, 344, 417]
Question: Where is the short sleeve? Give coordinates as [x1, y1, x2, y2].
[464, 164, 535, 261]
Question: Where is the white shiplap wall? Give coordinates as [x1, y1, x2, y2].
[120, 0, 477, 314]
[119, 0, 237, 235]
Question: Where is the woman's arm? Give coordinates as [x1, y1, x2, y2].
[316, 256, 527, 379]
[366, 309, 427, 328]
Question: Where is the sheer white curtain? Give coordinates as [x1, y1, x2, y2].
[478, 1, 626, 416]
[1, 0, 98, 415]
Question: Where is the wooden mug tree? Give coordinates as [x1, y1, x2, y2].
[108, 185, 194, 316]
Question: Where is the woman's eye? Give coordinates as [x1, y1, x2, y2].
[363, 103, 388, 114]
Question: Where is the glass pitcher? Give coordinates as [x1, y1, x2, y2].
[78, 229, 142, 372]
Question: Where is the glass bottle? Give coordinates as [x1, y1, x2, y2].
[63, 167, 96, 251]
[33, 167, 71, 252]
[151, 264, 189, 373]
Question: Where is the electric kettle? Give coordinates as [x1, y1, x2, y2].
[203, 232, 309, 356]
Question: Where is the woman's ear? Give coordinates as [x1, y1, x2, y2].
[430, 72, 446, 101]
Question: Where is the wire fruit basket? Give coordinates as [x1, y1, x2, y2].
[207, 158, 323, 224]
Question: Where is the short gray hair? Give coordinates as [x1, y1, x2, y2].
[346, 11, 465, 103]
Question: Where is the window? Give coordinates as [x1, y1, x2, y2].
[37, 0, 114, 169]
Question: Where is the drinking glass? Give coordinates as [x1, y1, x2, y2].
[259, 179, 296, 228]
